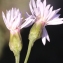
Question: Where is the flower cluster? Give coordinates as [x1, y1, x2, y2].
[1, 0, 63, 63]
[2, 0, 63, 45]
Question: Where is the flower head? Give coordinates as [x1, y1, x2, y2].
[2, 8, 23, 34]
[2, 8, 23, 62]
[22, 0, 63, 45]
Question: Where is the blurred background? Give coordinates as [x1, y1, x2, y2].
[0, 0, 63, 63]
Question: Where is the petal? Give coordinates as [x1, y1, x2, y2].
[39, 2, 44, 16]
[12, 13, 22, 29]
[10, 8, 17, 22]
[10, 8, 14, 21]
[21, 16, 35, 29]
[21, 19, 34, 28]
[29, 0, 34, 14]
[42, 35, 46, 45]
[6, 10, 11, 21]
[47, 8, 61, 21]
[46, 6, 53, 19]
[46, 33, 50, 42]
[47, 18, 63, 25]
[36, 0, 44, 16]
[42, 27, 50, 45]
[32, 0, 36, 9]
[43, 0, 46, 7]
[2, 12, 9, 29]
[48, 14, 60, 21]
[11, 8, 20, 23]
[2, 12, 7, 24]
[26, 12, 30, 17]
[36, 0, 41, 8]
[44, 4, 50, 18]
[32, 0, 39, 16]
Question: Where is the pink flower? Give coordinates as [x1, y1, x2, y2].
[21, 0, 63, 45]
[2, 8, 23, 34]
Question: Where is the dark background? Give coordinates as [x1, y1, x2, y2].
[0, 0, 63, 63]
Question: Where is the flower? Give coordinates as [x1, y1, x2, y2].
[2, 8, 24, 63]
[22, 0, 63, 45]
[2, 8, 23, 35]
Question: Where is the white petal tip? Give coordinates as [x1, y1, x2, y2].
[42, 38, 46, 45]
[46, 36, 50, 42]
[48, 40, 50, 42]
[43, 43, 46, 45]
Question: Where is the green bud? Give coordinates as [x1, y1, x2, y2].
[29, 23, 42, 43]
[9, 32, 22, 56]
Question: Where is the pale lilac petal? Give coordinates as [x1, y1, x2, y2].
[10, 9, 21, 28]
[15, 9, 19, 18]
[53, 14, 60, 18]
[36, 0, 44, 16]
[47, 8, 61, 21]
[10, 8, 19, 23]
[42, 28, 46, 45]
[43, 0, 46, 7]
[25, 15, 35, 21]
[42, 27, 46, 45]
[42, 27, 50, 45]
[36, 0, 42, 16]
[44, 28, 50, 42]
[10, 8, 18, 22]
[39, 2, 44, 16]
[21, 16, 35, 29]
[10, 8, 14, 20]
[48, 14, 60, 21]
[42, 36, 46, 45]
[6, 10, 10, 21]
[29, 0, 34, 14]
[32, 0, 36, 9]
[2, 12, 7, 24]
[21, 19, 34, 28]
[26, 12, 30, 17]
[12, 13, 22, 29]
[44, 4, 50, 18]
[36, 0, 41, 8]
[47, 18, 63, 25]
[2, 12, 9, 29]
[21, 19, 34, 29]
[32, 0, 39, 16]
[46, 6, 53, 19]
[46, 33, 50, 42]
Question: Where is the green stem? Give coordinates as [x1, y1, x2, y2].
[24, 41, 34, 63]
[15, 53, 20, 63]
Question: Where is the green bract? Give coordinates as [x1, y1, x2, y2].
[9, 32, 22, 56]
[29, 23, 42, 43]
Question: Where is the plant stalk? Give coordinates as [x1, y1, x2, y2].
[15, 53, 20, 63]
[24, 41, 34, 63]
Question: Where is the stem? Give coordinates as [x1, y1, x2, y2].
[15, 53, 20, 63]
[24, 41, 34, 63]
